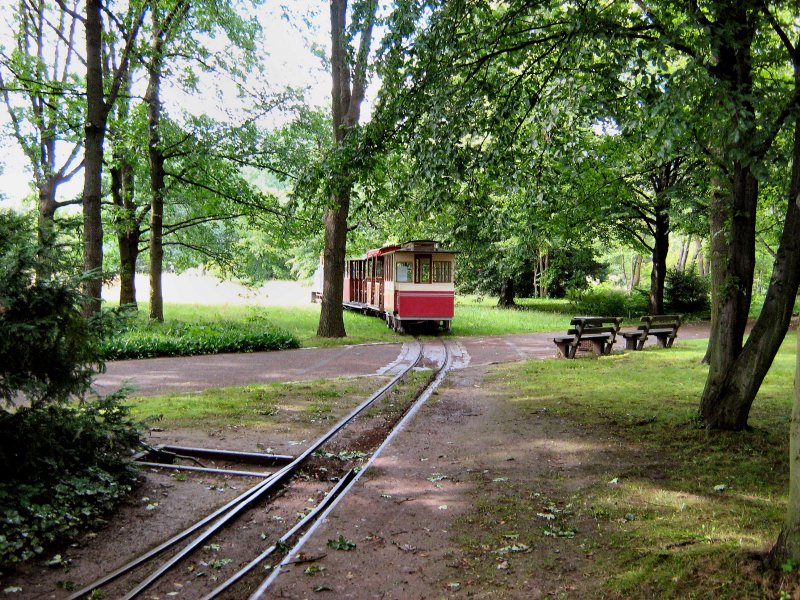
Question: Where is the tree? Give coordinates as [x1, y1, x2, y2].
[81, 0, 145, 315]
[108, 72, 142, 307]
[0, 0, 84, 249]
[144, 0, 189, 321]
[376, 0, 799, 430]
[0, 211, 104, 408]
[316, 0, 378, 337]
[631, 1, 800, 430]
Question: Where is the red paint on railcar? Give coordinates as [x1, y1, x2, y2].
[396, 291, 455, 319]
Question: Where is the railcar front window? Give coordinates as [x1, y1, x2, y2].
[396, 261, 411, 282]
[415, 255, 432, 283]
[433, 261, 452, 283]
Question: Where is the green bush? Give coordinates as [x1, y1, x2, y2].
[0, 395, 141, 567]
[0, 212, 111, 408]
[101, 315, 299, 360]
[567, 286, 648, 318]
[664, 267, 710, 316]
[0, 210, 142, 569]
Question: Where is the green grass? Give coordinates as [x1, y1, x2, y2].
[459, 337, 798, 598]
[108, 297, 574, 358]
[128, 377, 388, 429]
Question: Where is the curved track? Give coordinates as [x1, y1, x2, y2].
[68, 339, 455, 600]
[245, 338, 455, 599]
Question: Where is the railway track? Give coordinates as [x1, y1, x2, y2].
[67, 339, 454, 599]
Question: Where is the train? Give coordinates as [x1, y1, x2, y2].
[313, 240, 456, 333]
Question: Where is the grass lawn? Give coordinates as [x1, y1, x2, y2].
[111, 296, 574, 353]
[129, 377, 389, 430]
[464, 336, 798, 598]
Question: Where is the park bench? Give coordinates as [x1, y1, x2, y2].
[553, 316, 624, 359]
[620, 314, 684, 350]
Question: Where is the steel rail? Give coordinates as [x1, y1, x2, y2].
[157, 445, 294, 466]
[200, 469, 358, 600]
[249, 339, 454, 599]
[68, 340, 422, 600]
[135, 461, 272, 478]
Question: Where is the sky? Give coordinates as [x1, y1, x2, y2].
[0, 0, 333, 210]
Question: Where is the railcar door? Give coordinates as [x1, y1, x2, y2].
[375, 256, 384, 310]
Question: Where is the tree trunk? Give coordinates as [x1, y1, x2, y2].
[772, 116, 800, 562]
[630, 255, 642, 291]
[110, 59, 138, 308]
[649, 208, 669, 315]
[772, 326, 800, 563]
[676, 236, 690, 273]
[497, 277, 516, 308]
[81, 0, 105, 315]
[621, 254, 629, 290]
[541, 251, 549, 298]
[146, 22, 166, 322]
[317, 0, 377, 337]
[37, 177, 58, 249]
[701, 118, 800, 429]
[111, 161, 139, 307]
[699, 163, 759, 428]
[317, 193, 349, 337]
[692, 238, 705, 276]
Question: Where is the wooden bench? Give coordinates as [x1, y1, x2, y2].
[620, 314, 684, 350]
[553, 316, 624, 359]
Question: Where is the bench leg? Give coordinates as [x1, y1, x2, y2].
[655, 335, 668, 348]
[637, 338, 646, 351]
[554, 341, 571, 358]
[625, 337, 637, 350]
[588, 340, 605, 355]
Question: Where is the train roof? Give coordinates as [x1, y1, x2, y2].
[364, 240, 456, 258]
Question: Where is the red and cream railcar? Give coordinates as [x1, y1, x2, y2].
[343, 240, 456, 332]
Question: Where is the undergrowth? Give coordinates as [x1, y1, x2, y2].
[101, 312, 299, 359]
[0, 395, 142, 569]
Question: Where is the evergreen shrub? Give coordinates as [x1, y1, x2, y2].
[664, 267, 710, 316]
[0, 395, 140, 567]
[0, 210, 142, 569]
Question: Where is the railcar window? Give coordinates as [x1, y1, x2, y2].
[433, 261, 452, 283]
[376, 259, 384, 278]
[415, 255, 432, 283]
[396, 261, 411, 282]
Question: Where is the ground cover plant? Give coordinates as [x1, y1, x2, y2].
[457, 337, 798, 598]
[0, 396, 141, 570]
[101, 309, 299, 360]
